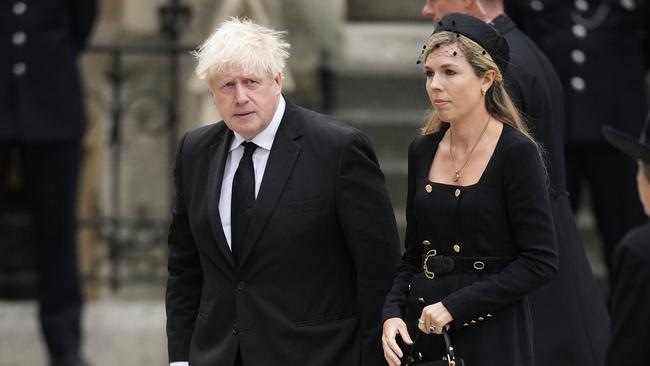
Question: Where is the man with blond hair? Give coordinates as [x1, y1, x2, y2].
[165, 18, 400, 366]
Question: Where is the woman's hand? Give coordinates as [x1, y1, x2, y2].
[418, 302, 453, 335]
[382, 317, 414, 366]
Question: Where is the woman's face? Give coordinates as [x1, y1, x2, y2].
[424, 43, 490, 123]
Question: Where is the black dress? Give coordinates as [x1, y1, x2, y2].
[383, 124, 558, 365]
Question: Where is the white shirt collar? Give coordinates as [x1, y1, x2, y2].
[229, 95, 286, 152]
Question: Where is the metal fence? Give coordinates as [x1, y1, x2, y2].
[83, 39, 193, 290]
[77, 0, 195, 292]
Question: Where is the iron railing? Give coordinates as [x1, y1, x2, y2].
[82, 0, 193, 291]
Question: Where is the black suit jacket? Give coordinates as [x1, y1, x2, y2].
[492, 13, 610, 366]
[492, 14, 567, 192]
[607, 221, 650, 366]
[166, 100, 401, 366]
[0, 0, 97, 142]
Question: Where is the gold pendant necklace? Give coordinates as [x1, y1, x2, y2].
[449, 115, 491, 183]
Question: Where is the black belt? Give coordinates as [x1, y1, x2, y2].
[422, 251, 514, 279]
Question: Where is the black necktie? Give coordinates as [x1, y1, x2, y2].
[231, 141, 257, 264]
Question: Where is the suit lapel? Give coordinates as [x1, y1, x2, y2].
[206, 127, 236, 269]
[238, 107, 303, 266]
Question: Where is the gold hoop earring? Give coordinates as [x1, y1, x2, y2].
[480, 88, 486, 96]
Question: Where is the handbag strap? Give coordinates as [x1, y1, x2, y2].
[402, 328, 459, 366]
[402, 330, 421, 366]
[441, 328, 458, 366]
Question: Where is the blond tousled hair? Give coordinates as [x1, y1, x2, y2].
[192, 17, 290, 81]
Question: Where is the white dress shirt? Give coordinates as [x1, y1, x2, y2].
[169, 96, 285, 366]
[218, 95, 285, 248]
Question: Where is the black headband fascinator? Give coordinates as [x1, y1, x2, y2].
[428, 13, 510, 74]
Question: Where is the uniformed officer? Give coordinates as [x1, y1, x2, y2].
[603, 113, 650, 366]
[506, 0, 649, 276]
[0, 1, 97, 365]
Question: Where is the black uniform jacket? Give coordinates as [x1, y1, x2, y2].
[383, 125, 558, 365]
[607, 221, 650, 366]
[166, 100, 401, 366]
[506, 0, 649, 143]
[0, 0, 97, 142]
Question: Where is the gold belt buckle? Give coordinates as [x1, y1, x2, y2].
[423, 249, 437, 279]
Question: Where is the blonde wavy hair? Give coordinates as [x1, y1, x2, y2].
[420, 31, 533, 145]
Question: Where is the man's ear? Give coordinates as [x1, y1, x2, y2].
[463, 0, 476, 10]
[465, 0, 485, 18]
[273, 73, 283, 92]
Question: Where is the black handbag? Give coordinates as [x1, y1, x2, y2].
[401, 328, 465, 366]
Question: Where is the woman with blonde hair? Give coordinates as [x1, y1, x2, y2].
[381, 13, 558, 366]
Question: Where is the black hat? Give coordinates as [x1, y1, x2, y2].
[432, 13, 510, 74]
[603, 112, 650, 165]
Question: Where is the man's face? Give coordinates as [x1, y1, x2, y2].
[209, 65, 282, 140]
[422, 0, 469, 23]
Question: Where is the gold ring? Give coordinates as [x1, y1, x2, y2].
[429, 325, 436, 332]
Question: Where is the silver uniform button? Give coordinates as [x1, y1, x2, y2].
[572, 24, 587, 38]
[13, 2, 27, 15]
[575, 0, 589, 11]
[571, 49, 586, 64]
[570, 76, 586, 91]
[12, 32, 26, 46]
[530, 0, 544, 11]
[13, 62, 26, 76]
[621, 0, 636, 10]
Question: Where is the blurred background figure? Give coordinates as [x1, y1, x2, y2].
[603, 113, 650, 366]
[505, 0, 650, 280]
[0, 1, 97, 366]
